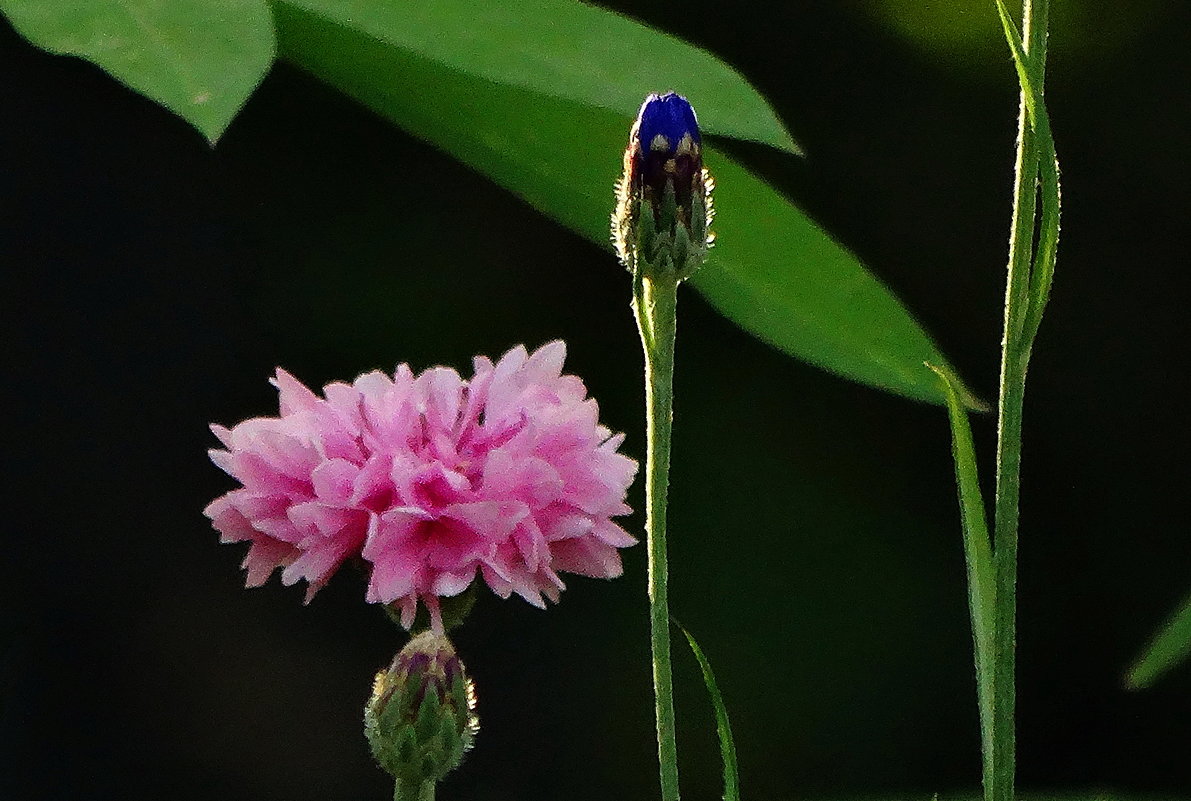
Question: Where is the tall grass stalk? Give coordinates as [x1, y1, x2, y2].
[939, 4, 1060, 801]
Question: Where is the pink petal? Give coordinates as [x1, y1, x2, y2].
[417, 367, 465, 432]
[210, 424, 233, 448]
[311, 459, 360, 505]
[523, 340, 567, 384]
[550, 537, 624, 579]
[271, 368, 320, 415]
[482, 450, 563, 506]
[591, 519, 637, 547]
[432, 570, 476, 597]
[241, 536, 300, 588]
[351, 454, 394, 508]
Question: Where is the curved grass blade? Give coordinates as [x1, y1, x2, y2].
[674, 619, 739, 801]
[987, 6, 1059, 801]
[992, 0, 1062, 351]
[271, 1, 977, 406]
[0, 0, 275, 144]
[928, 363, 995, 791]
[1126, 590, 1191, 690]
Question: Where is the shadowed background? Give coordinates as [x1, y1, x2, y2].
[2, 1, 1189, 799]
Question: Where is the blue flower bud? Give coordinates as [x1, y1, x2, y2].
[613, 92, 714, 279]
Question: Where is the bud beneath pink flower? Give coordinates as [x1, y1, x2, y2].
[365, 631, 478, 790]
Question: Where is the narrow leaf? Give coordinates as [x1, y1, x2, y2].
[1126, 590, 1191, 690]
[675, 620, 739, 801]
[929, 363, 995, 787]
[273, 0, 797, 154]
[992, 0, 1062, 350]
[0, 0, 275, 143]
[271, 1, 976, 405]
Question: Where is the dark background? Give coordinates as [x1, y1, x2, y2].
[2, 1, 1189, 799]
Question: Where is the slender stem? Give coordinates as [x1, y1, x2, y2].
[993, 0, 1060, 353]
[991, 373, 1024, 801]
[393, 780, 435, 801]
[991, 3, 1050, 801]
[633, 273, 681, 801]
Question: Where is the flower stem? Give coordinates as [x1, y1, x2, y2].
[991, 3, 1050, 801]
[633, 272, 681, 801]
[393, 780, 435, 801]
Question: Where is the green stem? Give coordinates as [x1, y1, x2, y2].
[393, 780, 435, 801]
[992, 0, 1061, 353]
[991, 372, 1024, 801]
[991, 3, 1050, 801]
[633, 273, 681, 801]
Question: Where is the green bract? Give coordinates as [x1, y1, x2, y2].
[365, 632, 478, 789]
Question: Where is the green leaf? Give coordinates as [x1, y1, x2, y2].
[1126, 590, 1191, 690]
[691, 161, 976, 404]
[271, 0, 974, 405]
[675, 620, 739, 801]
[273, 0, 796, 155]
[928, 363, 994, 790]
[0, 0, 275, 143]
[991, 0, 1062, 351]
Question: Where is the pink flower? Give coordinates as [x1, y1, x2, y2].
[204, 341, 638, 629]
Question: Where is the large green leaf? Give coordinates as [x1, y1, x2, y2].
[274, 0, 796, 155]
[272, 0, 973, 404]
[0, 0, 275, 143]
[1126, 590, 1191, 690]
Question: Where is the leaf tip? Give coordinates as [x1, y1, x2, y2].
[191, 102, 239, 148]
[960, 387, 990, 414]
[925, 362, 989, 413]
[779, 129, 805, 158]
[1123, 653, 1160, 691]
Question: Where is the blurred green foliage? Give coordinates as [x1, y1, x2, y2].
[1127, 591, 1191, 690]
[858, 0, 1162, 67]
[0, 0, 975, 405]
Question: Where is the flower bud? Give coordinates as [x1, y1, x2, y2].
[613, 92, 714, 279]
[365, 631, 479, 788]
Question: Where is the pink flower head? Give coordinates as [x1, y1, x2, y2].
[204, 341, 638, 629]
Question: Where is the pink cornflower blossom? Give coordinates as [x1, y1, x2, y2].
[204, 341, 637, 629]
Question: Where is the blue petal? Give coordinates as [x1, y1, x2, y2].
[635, 92, 701, 154]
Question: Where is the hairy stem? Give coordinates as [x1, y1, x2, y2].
[991, 2, 1050, 801]
[393, 780, 435, 801]
[633, 273, 681, 801]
